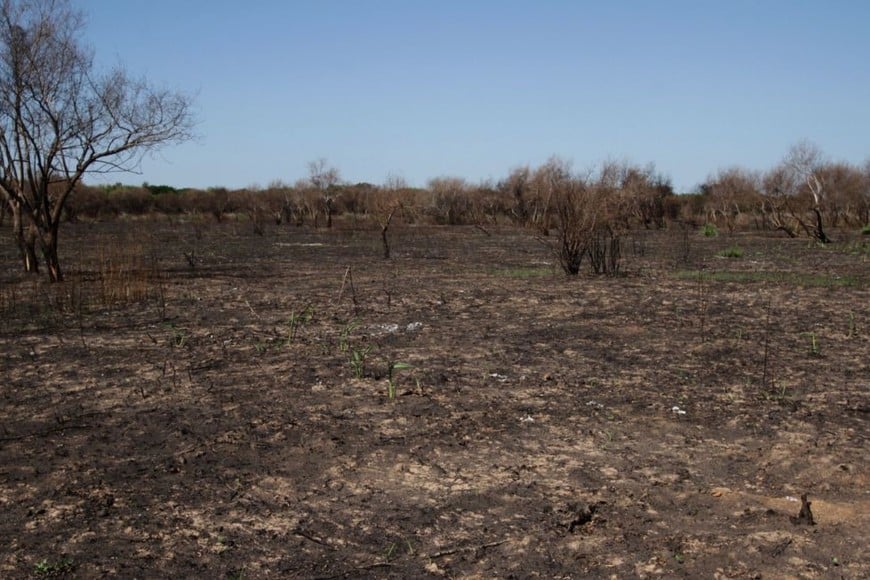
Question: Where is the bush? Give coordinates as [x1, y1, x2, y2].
[718, 245, 744, 258]
[702, 223, 718, 237]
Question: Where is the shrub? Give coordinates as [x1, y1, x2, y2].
[702, 223, 718, 237]
[718, 245, 744, 258]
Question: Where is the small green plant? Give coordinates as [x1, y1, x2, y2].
[861, 223, 870, 235]
[718, 245, 743, 258]
[386, 361, 413, 400]
[162, 321, 189, 348]
[339, 318, 360, 352]
[802, 331, 821, 356]
[701, 223, 718, 237]
[34, 558, 74, 577]
[285, 304, 314, 345]
[350, 345, 374, 378]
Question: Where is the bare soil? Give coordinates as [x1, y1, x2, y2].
[1, 221, 868, 578]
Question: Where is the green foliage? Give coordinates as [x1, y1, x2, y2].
[143, 182, 180, 196]
[34, 558, 74, 577]
[386, 361, 414, 400]
[350, 345, 374, 379]
[285, 305, 314, 345]
[701, 223, 718, 237]
[862, 224, 870, 235]
[718, 245, 744, 258]
[801, 332, 821, 357]
[339, 319, 360, 353]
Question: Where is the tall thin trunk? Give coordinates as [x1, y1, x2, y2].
[40, 221, 63, 282]
[11, 202, 39, 273]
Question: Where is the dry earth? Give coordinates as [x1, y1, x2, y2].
[1, 221, 868, 578]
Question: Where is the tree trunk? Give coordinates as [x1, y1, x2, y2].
[39, 222, 63, 282]
[11, 203, 39, 274]
[812, 207, 829, 244]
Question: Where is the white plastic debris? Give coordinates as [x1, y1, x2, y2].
[671, 405, 687, 416]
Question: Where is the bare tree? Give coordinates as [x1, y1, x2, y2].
[376, 174, 405, 259]
[530, 155, 572, 235]
[783, 141, 830, 243]
[0, 0, 195, 281]
[306, 158, 341, 228]
[701, 167, 761, 233]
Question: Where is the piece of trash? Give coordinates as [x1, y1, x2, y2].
[406, 322, 423, 332]
[784, 496, 799, 503]
[520, 415, 535, 423]
[671, 406, 687, 415]
[489, 373, 509, 382]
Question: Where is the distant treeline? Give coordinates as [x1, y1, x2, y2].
[59, 153, 869, 238]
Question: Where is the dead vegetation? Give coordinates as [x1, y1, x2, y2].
[1, 221, 867, 578]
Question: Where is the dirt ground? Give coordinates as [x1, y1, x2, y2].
[1, 220, 867, 578]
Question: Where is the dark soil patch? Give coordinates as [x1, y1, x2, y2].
[1, 222, 868, 578]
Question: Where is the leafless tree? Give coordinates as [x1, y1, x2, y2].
[376, 174, 405, 259]
[0, 0, 195, 281]
[427, 176, 470, 225]
[530, 155, 572, 235]
[306, 158, 341, 228]
[701, 167, 761, 233]
[783, 141, 830, 243]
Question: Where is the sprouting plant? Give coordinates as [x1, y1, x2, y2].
[34, 558, 74, 577]
[701, 223, 718, 237]
[339, 318, 360, 352]
[386, 361, 413, 400]
[350, 345, 374, 378]
[802, 332, 821, 356]
[718, 245, 743, 258]
[173, 329, 187, 348]
[285, 304, 314, 345]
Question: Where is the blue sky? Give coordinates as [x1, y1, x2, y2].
[79, 0, 869, 192]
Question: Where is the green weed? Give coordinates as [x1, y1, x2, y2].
[801, 332, 821, 357]
[718, 245, 744, 258]
[34, 558, 74, 577]
[339, 319, 360, 353]
[350, 345, 374, 379]
[386, 361, 413, 400]
[285, 304, 314, 345]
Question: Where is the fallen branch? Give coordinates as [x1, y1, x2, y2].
[312, 562, 392, 579]
[427, 539, 507, 559]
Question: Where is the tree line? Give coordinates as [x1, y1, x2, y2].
[0, 1, 867, 283]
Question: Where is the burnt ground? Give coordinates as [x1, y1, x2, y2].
[0, 220, 868, 578]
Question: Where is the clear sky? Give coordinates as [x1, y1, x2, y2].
[78, 0, 869, 192]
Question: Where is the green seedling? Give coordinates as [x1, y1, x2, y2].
[802, 332, 821, 356]
[339, 318, 360, 352]
[34, 558, 74, 577]
[386, 361, 413, 400]
[285, 304, 314, 345]
[350, 345, 374, 379]
[718, 245, 743, 258]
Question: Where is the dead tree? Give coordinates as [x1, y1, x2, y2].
[0, 0, 194, 281]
